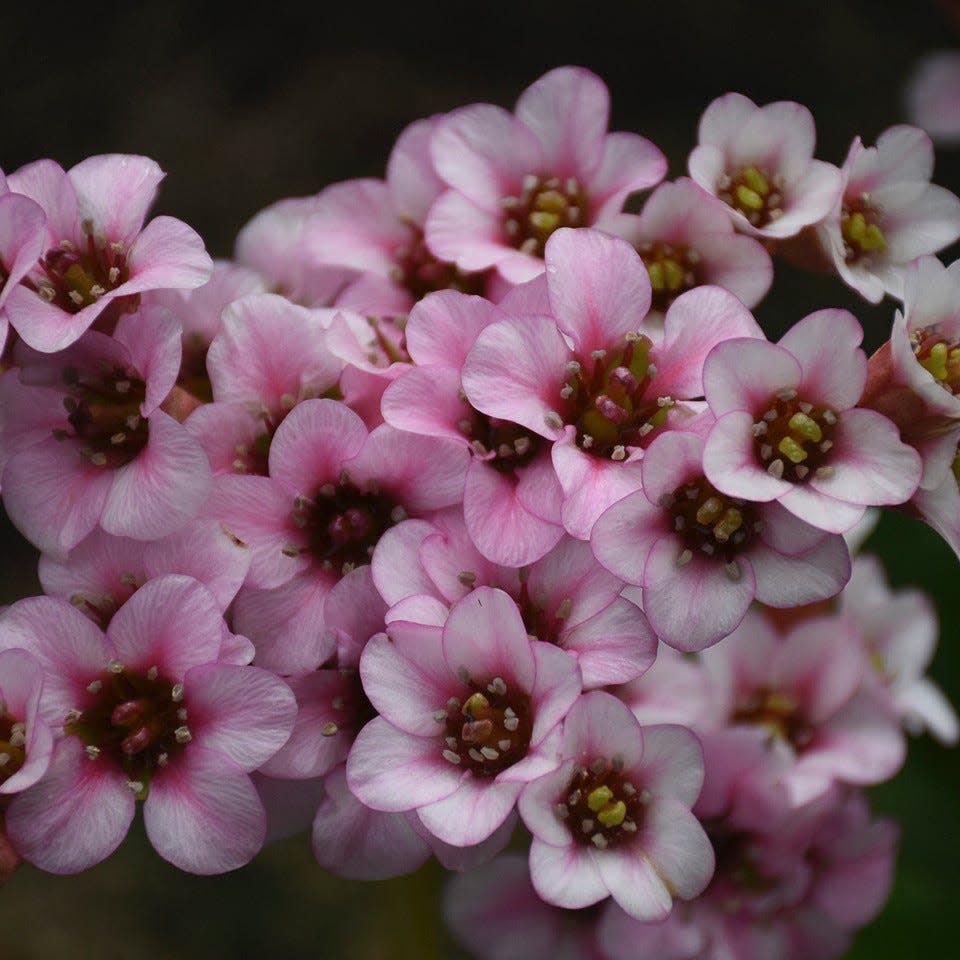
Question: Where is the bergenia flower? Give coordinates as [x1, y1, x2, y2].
[426, 66, 666, 285]
[3, 155, 211, 352]
[906, 51, 960, 147]
[0, 305, 212, 556]
[861, 256, 960, 490]
[0, 576, 297, 874]
[0, 177, 47, 354]
[817, 126, 960, 303]
[688, 93, 842, 239]
[702, 308, 922, 534]
[463, 227, 763, 539]
[591, 430, 851, 652]
[347, 586, 581, 847]
[518, 691, 713, 921]
[604, 177, 773, 334]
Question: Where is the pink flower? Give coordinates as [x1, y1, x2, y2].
[591, 430, 851, 652]
[604, 177, 773, 333]
[840, 553, 958, 744]
[347, 586, 581, 847]
[689, 93, 842, 239]
[861, 256, 960, 490]
[0, 306, 212, 556]
[518, 691, 713, 921]
[382, 288, 565, 565]
[702, 308, 922, 534]
[0, 576, 296, 874]
[463, 227, 763, 539]
[426, 67, 665, 285]
[817, 127, 960, 303]
[3, 155, 212, 353]
[0, 176, 47, 353]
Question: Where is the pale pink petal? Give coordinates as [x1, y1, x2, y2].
[697, 93, 760, 153]
[5, 737, 134, 874]
[0, 283, 101, 353]
[68, 154, 163, 242]
[346, 717, 463, 811]
[405, 290, 503, 367]
[703, 338, 800, 417]
[588, 132, 667, 219]
[635, 798, 715, 899]
[563, 691, 645, 768]
[642, 536, 755, 652]
[370, 518, 441, 606]
[529, 838, 608, 909]
[387, 115, 446, 223]
[2, 437, 112, 557]
[112, 306, 182, 415]
[124, 215, 212, 293]
[382, 365, 470, 441]
[810, 408, 921, 506]
[231, 573, 336, 675]
[463, 314, 569, 437]
[589, 490, 665, 586]
[106, 574, 223, 676]
[638, 725, 705, 808]
[144, 747, 265, 874]
[518, 761, 577, 845]
[776, 482, 866, 533]
[515, 66, 609, 179]
[544, 228, 651, 354]
[464, 460, 565, 567]
[100, 411, 211, 541]
[751, 535, 851, 607]
[186, 663, 296, 771]
[423, 190, 509, 272]
[907, 52, 960, 144]
[360, 630, 454, 736]
[655, 286, 763, 399]
[527, 641, 584, 745]
[443, 586, 536, 690]
[418, 776, 522, 846]
[595, 847, 673, 921]
[432, 104, 543, 213]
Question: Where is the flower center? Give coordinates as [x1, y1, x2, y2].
[659, 476, 758, 573]
[840, 194, 887, 265]
[392, 227, 485, 302]
[458, 412, 542, 474]
[289, 479, 403, 577]
[66, 664, 190, 798]
[502, 174, 586, 258]
[560, 334, 672, 459]
[56, 365, 149, 469]
[731, 688, 812, 748]
[752, 389, 837, 484]
[0, 710, 27, 785]
[638, 241, 701, 314]
[555, 754, 645, 851]
[438, 677, 532, 778]
[717, 166, 784, 228]
[33, 229, 131, 314]
[912, 326, 960, 396]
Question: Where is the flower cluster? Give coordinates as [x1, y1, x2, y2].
[0, 67, 957, 957]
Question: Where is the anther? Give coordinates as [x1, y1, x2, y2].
[815, 466, 835, 479]
[487, 677, 507, 696]
[767, 459, 785, 479]
[174, 725, 192, 744]
[87, 680, 103, 694]
[503, 716, 520, 731]
[544, 411, 564, 431]
[171, 683, 184, 702]
[590, 757, 607, 775]
[581, 819, 595, 833]
[555, 803, 569, 819]
[442, 748, 461, 764]
[458, 571, 477, 586]
[724, 561, 742, 581]
[555, 597, 573, 620]
[591, 834, 609, 849]
[610, 445, 627, 461]
[85, 745, 101, 760]
[480, 746, 499, 761]
[127, 780, 145, 794]
[108, 660, 125, 674]
[468, 747, 484, 763]
[498, 739, 512, 751]
[677, 548, 693, 567]
[321, 722, 338, 736]
[433, 710, 448, 723]
[776, 388, 797, 401]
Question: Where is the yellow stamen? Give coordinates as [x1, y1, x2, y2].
[921, 342, 949, 382]
[778, 436, 808, 464]
[587, 785, 614, 812]
[788, 412, 822, 442]
[662, 258, 685, 291]
[647, 261, 665, 291]
[597, 800, 627, 827]
[713, 508, 743, 542]
[742, 166, 770, 196]
[735, 185, 764, 211]
[696, 496, 724, 525]
[860, 223, 886, 251]
[462, 692, 490, 718]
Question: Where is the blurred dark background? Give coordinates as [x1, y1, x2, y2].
[1, 1, 959, 956]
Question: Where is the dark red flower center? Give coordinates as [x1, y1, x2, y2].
[559, 333, 671, 459]
[438, 677, 532, 778]
[66, 664, 190, 799]
[660, 475, 758, 570]
[458, 412, 542, 475]
[290, 479, 403, 578]
[502, 174, 587, 258]
[56, 364, 149, 469]
[556, 754, 646, 850]
[753, 389, 838, 484]
[34, 229, 133, 314]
